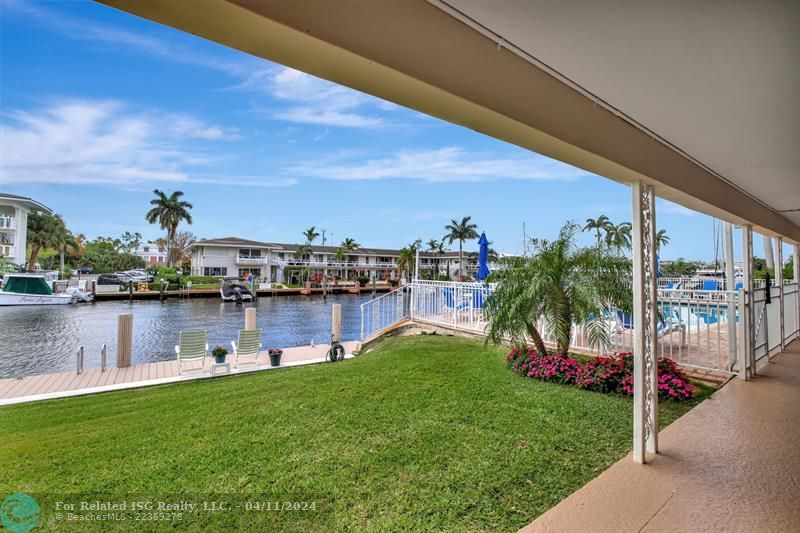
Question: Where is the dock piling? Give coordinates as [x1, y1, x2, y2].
[117, 313, 133, 368]
[76, 346, 84, 374]
[332, 303, 342, 342]
[245, 307, 257, 331]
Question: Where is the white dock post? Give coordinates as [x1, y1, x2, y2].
[116, 313, 133, 368]
[245, 307, 257, 331]
[332, 303, 342, 342]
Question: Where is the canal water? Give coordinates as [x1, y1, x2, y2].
[0, 293, 372, 378]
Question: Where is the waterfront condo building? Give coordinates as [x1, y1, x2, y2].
[0, 193, 52, 267]
[189, 237, 479, 282]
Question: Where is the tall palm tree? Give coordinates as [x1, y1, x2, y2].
[303, 226, 320, 244]
[340, 237, 359, 250]
[27, 212, 70, 269]
[295, 243, 312, 284]
[583, 215, 612, 246]
[604, 221, 632, 250]
[486, 222, 632, 354]
[427, 239, 440, 276]
[145, 189, 193, 267]
[333, 247, 347, 279]
[656, 229, 670, 252]
[443, 216, 479, 280]
[397, 247, 415, 281]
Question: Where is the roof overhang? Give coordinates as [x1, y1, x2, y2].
[0, 194, 52, 214]
[98, 0, 800, 244]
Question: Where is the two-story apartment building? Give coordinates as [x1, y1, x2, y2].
[133, 244, 168, 265]
[189, 237, 482, 282]
[0, 193, 52, 267]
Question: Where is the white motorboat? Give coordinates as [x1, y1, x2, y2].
[0, 273, 84, 305]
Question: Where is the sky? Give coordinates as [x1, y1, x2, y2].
[0, 0, 789, 261]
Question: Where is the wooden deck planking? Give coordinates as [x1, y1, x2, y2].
[1, 343, 360, 402]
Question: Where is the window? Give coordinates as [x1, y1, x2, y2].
[204, 247, 229, 256]
[143, 246, 150, 252]
[203, 267, 227, 276]
[238, 248, 263, 259]
[238, 268, 261, 278]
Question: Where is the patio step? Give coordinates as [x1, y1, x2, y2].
[682, 367, 731, 387]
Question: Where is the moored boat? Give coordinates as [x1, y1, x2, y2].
[220, 278, 253, 302]
[0, 273, 76, 305]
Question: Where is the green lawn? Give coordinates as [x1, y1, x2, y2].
[0, 336, 706, 531]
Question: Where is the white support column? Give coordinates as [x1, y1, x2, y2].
[795, 244, 800, 340]
[724, 222, 737, 371]
[776, 238, 785, 350]
[631, 181, 658, 463]
[742, 225, 755, 377]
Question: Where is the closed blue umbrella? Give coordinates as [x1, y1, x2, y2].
[476, 232, 491, 281]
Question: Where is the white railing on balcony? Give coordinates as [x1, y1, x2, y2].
[360, 287, 411, 340]
[236, 255, 268, 265]
[283, 259, 397, 268]
[0, 216, 16, 230]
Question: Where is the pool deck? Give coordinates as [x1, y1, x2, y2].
[0, 341, 359, 406]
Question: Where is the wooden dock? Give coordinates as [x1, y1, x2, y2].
[92, 286, 392, 300]
[0, 341, 358, 405]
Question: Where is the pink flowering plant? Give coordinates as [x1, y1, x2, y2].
[508, 348, 694, 400]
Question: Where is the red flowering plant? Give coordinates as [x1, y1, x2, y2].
[576, 356, 627, 393]
[508, 348, 694, 400]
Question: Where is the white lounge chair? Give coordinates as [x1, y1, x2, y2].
[175, 330, 208, 374]
[231, 329, 262, 368]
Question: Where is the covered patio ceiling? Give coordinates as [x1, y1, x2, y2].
[99, 0, 800, 243]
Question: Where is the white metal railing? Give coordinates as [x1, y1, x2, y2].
[360, 287, 411, 340]
[408, 280, 746, 373]
[0, 216, 16, 230]
[236, 255, 268, 264]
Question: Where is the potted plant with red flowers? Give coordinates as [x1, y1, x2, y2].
[211, 345, 228, 364]
[268, 348, 283, 367]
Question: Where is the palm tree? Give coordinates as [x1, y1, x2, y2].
[486, 222, 632, 355]
[583, 215, 612, 246]
[426, 239, 441, 276]
[656, 229, 670, 252]
[303, 226, 320, 244]
[443, 216, 479, 280]
[604, 221, 632, 250]
[295, 243, 312, 284]
[27, 212, 70, 269]
[145, 189, 193, 267]
[397, 247, 415, 281]
[338, 238, 359, 280]
[333, 247, 347, 280]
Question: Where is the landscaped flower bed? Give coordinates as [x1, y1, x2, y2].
[506, 347, 695, 400]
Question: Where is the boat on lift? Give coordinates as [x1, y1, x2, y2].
[220, 278, 253, 303]
[0, 273, 90, 305]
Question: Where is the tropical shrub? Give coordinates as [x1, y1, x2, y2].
[576, 356, 627, 393]
[356, 275, 370, 285]
[507, 348, 694, 400]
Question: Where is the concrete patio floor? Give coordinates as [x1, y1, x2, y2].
[523, 339, 800, 532]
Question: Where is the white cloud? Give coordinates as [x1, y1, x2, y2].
[288, 147, 588, 183]
[0, 100, 242, 186]
[238, 67, 388, 128]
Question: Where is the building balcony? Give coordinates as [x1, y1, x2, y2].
[0, 216, 17, 230]
[236, 255, 268, 265]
